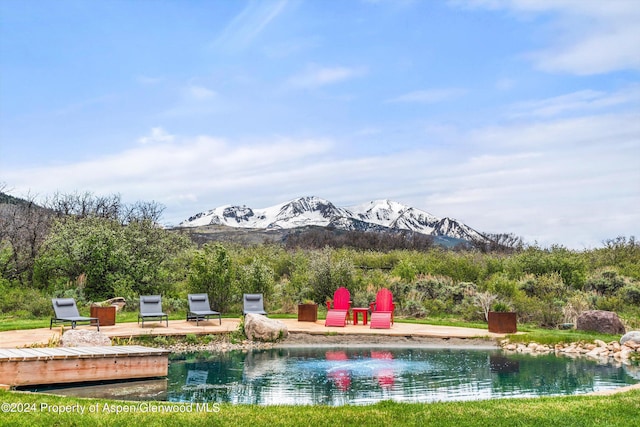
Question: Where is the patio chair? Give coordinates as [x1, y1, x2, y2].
[242, 293, 267, 316]
[187, 293, 221, 326]
[50, 298, 100, 331]
[325, 287, 351, 327]
[369, 288, 395, 329]
[138, 295, 169, 327]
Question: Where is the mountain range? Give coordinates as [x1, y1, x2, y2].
[179, 196, 489, 243]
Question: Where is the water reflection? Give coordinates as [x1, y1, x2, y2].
[29, 347, 639, 406]
[165, 347, 638, 406]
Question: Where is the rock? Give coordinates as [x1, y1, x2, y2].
[244, 313, 289, 342]
[594, 339, 607, 347]
[61, 329, 111, 347]
[94, 297, 127, 312]
[576, 310, 626, 335]
[620, 331, 640, 345]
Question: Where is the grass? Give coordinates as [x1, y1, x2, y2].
[1, 389, 639, 427]
[504, 329, 622, 346]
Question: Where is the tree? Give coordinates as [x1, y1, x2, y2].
[187, 244, 234, 312]
[237, 258, 275, 297]
[307, 247, 355, 303]
[34, 216, 192, 300]
[0, 192, 52, 286]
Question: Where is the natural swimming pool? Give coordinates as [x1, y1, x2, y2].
[31, 346, 639, 406]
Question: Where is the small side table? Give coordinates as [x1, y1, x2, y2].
[352, 308, 369, 325]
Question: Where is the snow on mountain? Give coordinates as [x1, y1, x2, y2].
[180, 196, 488, 242]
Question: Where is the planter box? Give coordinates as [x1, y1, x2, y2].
[488, 311, 517, 333]
[90, 305, 116, 326]
[297, 304, 318, 322]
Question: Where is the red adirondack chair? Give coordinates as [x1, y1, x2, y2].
[326, 350, 351, 390]
[325, 287, 351, 327]
[369, 288, 394, 329]
[371, 350, 395, 388]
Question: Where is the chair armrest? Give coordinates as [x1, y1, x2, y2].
[326, 301, 332, 310]
[369, 302, 375, 311]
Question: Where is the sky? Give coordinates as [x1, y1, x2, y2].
[1, 0, 639, 249]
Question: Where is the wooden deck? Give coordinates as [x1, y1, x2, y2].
[0, 345, 170, 387]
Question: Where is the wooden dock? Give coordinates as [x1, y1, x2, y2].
[0, 345, 170, 387]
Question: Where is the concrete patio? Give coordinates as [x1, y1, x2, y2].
[0, 318, 504, 349]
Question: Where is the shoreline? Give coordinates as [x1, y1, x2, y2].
[165, 332, 500, 353]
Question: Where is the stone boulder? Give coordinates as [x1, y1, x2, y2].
[576, 310, 625, 335]
[61, 329, 112, 347]
[620, 331, 640, 345]
[244, 313, 288, 342]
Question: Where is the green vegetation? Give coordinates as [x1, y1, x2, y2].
[0, 192, 638, 331]
[1, 389, 639, 427]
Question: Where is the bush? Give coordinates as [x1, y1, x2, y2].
[0, 287, 52, 318]
[618, 284, 640, 305]
[518, 273, 566, 300]
[486, 273, 517, 297]
[585, 269, 628, 296]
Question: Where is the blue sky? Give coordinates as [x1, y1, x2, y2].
[1, 0, 639, 249]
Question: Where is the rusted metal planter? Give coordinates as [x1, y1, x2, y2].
[90, 305, 116, 326]
[488, 311, 517, 333]
[297, 304, 318, 322]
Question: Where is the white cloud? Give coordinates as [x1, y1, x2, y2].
[460, 0, 640, 74]
[186, 85, 217, 100]
[508, 85, 640, 118]
[4, 89, 638, 248]
[137, 127, 175, 144]
[213, 0, 289, 51]
[136, 75, 163, 85]
[387, 88, 467, 103]
[288, 65, 367, 89]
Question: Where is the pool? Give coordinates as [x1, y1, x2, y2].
[30, 346, 639, 406]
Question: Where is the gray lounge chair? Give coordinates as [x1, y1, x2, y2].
[50, 298, 100, 331]
[187, 293, 221, 326]
[138, 295, 168, 327]
[242, 293, 267, 316]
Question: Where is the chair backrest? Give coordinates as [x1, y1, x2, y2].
[52, 298, 81, 318]
[332, 287, 351, 310]
[140, 295, 163, 314]
[188, 293, 211, 311]
[374, 288, 394, 312]
[243, 294, 265, 312]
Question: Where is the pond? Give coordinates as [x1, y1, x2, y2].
[29, 346, 639, 406]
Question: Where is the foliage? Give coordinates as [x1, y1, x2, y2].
[34, 216, 191, 300]
[473, 291, 497, 321]
[1, 190, 639, 328]
[237, 257, 275, 297]
[585, 268, 628, 296]
[187, 243, 235, 312]
[491, 302, 511, 312]
[307, 247, 355, 303]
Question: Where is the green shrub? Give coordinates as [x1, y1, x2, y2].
[618, 284, 640, 305]
[422, 298, 446, 316]
[491, 301, 511, 312]
[487, 273, 517, 297]
[594, 295, 625, 312]
[0, 287, 52, 318]
[392, 259, 418, 282]
[585, 268, 628, 296]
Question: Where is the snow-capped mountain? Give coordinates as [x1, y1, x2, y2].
[180, 196, 488, 243]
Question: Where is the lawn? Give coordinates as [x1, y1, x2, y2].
[1, 388, 639, 427]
